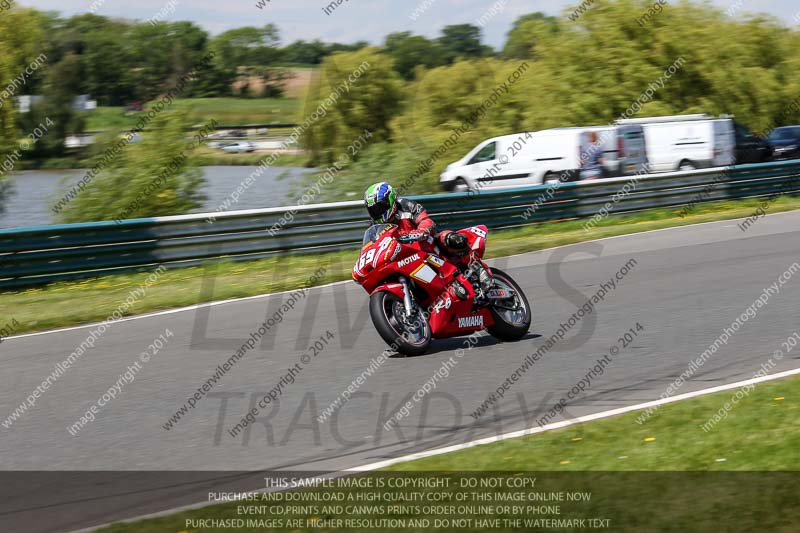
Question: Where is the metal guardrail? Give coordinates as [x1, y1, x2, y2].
[2, 160, 800, 290]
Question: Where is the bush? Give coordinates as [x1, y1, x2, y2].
[58, 111, 206, 223]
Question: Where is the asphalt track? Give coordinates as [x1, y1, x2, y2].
[2, 211, 800, 532]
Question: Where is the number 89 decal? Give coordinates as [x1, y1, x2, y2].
[358, 248, 376, 270]
[359, 237, 393, 270]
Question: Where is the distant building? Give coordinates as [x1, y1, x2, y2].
[14, 94, 97, 113]
[14, 95, 44, 113]
[72, 94, 98, 111]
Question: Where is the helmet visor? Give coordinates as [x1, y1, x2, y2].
[367, 198, 392, 222]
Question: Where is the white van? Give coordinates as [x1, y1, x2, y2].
[439, 125, 648, 191]
[616, 114, 735, 172]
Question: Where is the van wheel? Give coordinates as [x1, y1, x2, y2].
[453, 178, 470, 192]
[679, 160, 697, 171]
[543, 172, 558, 185]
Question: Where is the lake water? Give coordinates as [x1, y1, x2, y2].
[0, 166, 316, 229]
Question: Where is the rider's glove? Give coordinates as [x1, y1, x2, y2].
[401, 230, 428, 242]
[444, 232, 468, 251]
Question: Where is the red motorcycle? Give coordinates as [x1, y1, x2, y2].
[353, 223, 531, 356]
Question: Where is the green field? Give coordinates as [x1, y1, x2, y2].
[193, 145, 308, 167]
[170, 97, 302, 126]
[4, 195, 800, 336]
[97, 376, 800, 532]
[85, 97, 303, 132]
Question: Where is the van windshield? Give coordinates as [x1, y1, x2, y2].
[468, 142, 496, 164]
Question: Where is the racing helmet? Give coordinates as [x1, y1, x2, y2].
[364, 182, 397, 223]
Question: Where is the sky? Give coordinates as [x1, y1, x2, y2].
[19, 0, 800, 48]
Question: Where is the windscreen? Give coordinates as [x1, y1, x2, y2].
[362, 224, 394, 246]
[769, 129, 794, 141]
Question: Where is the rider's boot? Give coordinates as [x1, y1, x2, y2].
[473, 261, 493, 292]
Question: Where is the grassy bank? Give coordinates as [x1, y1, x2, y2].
[5, 195, 800, 336]
[97, 376, 800, 532]
[193, 146, 308, 167]
[85, 97, 303, 132]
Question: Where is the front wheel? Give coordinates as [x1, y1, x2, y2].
[453, 178, 471, 193]
[487, 268, 532, 341]
[369, 291, 432, 356]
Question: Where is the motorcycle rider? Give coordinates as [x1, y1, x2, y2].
[363, 181, 492, 294]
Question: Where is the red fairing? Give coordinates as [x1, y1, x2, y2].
[427, 274, 495, 338]
[460, 225, 488, 258]
[353, 224, 495, 339]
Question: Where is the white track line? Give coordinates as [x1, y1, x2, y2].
[351, 366, 800, 470]
[13, 210, 797, 341]
[6, 279, 349, 341]
[74, 366, 800, 532]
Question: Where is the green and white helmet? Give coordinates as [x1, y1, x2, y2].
[364, 182, 397, 223]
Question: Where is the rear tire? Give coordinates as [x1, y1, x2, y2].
[369, 291, 432, 356]
[487, 268, 532, 341]
[679, 160, 697, 171]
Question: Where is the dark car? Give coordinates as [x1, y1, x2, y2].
[734, 122, 772, 164]
[767, 126, 800, 161]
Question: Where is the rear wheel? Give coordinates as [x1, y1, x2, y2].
[679, 160, 697, 171]
[369, 291, 432, 356]
[487, 268, 532, 341]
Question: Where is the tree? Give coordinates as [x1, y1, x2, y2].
[19, 53, 86, 159]
[128, 22, 214, 102]
[210, 25, 281, 67]
[302, 48, 403, 165]
[326, 41, 370, 55]
[0, 6, 46, 212]
[0, 56, 16, 214]
[513, 0, 798, 133]
[437, 24, 485, 63]
[282, 40, 368, 65]
[387, 58, 531, 193]
[58, 111, 206, 223]
[503, 12, 560, 59]
[48, 14, 136, 106]
[282, 40, 329, 65]
[210, 25, 284, 96]
[383, 32, 445, 80]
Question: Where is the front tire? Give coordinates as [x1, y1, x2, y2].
[487, 268, 532, 341]
[453, 178, 471, 193]
[543, 171, 560, 185]
[369, 291, 432, 356]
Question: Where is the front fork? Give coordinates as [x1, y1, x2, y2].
[399, 277, 414, 317]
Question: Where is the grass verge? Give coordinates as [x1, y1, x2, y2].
[5, 195, 799, 336]
[86, 98, 302, 132]
[97, 376, 800, 532]
[389, 376, 800, 472]
[192, 146, 308, 167]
